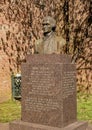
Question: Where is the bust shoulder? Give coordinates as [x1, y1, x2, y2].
[34, 38, 43, 53]
[55, 36, 66, 46]
[35, 38, 43, 46]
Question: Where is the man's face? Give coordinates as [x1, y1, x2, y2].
[42, 20, 52, 34]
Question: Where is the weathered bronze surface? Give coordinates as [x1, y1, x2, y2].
[34, 16, 66, 54]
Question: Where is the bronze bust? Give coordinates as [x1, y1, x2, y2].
[34, 16, 66, 54]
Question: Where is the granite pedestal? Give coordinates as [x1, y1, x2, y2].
[9, 54, 88, 130]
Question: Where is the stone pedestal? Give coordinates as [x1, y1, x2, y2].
[9, 54, 88, 130]
[10, 121, 88, 130]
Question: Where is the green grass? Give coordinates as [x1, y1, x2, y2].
[0, 100, 21, 123]
[0, 94, 92, 123]
[77, 93, 92, 124]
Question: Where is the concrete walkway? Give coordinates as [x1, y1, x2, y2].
[88, 125, 92, 130]
[0, 123, 92, 130]
[0, 123, 9, 130]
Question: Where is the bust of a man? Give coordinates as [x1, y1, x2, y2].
[34, 16, 66, 54]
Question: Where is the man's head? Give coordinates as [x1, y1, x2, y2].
[42, 16, 56, 35]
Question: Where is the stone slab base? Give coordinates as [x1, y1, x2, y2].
[9, 121, 88, 130]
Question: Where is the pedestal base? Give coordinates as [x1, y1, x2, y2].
[9, 121, 88, 130]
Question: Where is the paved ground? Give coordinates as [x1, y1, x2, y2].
[0, 123, 92, 130]
[0, 123, 9, 130]
[88, 125, 92, 130]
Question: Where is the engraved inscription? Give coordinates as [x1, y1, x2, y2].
[25, 97, 62, 112]
[24, 65, 62, 113]
[30, 66, 55, 95]
[63, 71, 76, 98]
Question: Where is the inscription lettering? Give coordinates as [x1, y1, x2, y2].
[63, 71, 76, 98]
[30, 66, 55, 95]
[25, 97, 62, 112]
